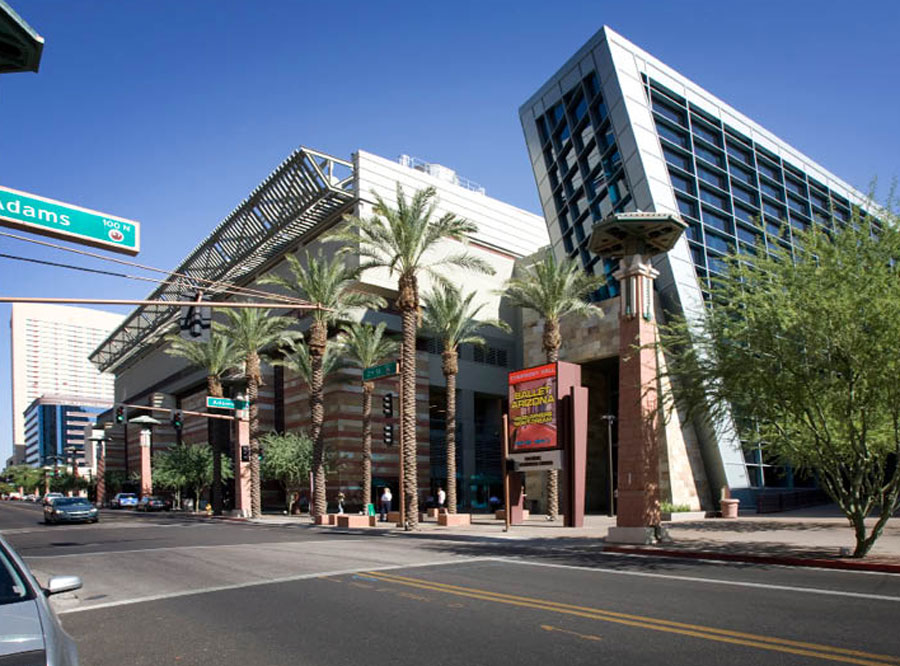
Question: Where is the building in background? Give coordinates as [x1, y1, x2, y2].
[10, 303, 123, 463]
[90, 148, 548, 511]
[519, 26, 874, 508]
[22, 394, 108, 470]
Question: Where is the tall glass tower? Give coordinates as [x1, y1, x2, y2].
[519, 26, 873, 503]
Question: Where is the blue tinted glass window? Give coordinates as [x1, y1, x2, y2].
[676, 194, 699, 219]
[697, 164, 726, 189]
[702, 207, 732, 234]
[592, 100, 609, 125]
[757, 159, 781, 182]
[692, 119, 721, 146]
[551, 103, 564, 125]
[708, 255, 728, 274]
[687, 223, 703, 242]
[736, 225, 759, 245]
[785, 177, 805, 197]
[556, 122, 571, 145]
[765, 219, 781, 236]
[562, 232, 573, 254]
[734, 203, 758, 224]
[726, 140, 753, 165]
[691, 244, 706, 266]
[763, 200, 785, 219]
[730, 163, 756, 186]
[585, 72, 599, 98]
[699, 186, 730, 211]
[572, 95, 588, 124]
[657, 121, 690, 148]
[652, 97, 686, 126]
[731, 183, 757, 206]
[537, 116, 550, 144]
[810, 190, 829, 211]
[669, 171, 694, 194]
[760, 180, 784, 201]
[706, 231, 733, 254]
[790, 215, 808, 232]
[694, 144, 724, 168]
[787, 196, 807, 215]
[662, 146, 692, 171]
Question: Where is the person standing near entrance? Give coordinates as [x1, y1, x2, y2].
[437, 486, 447, 513]
[380, 487, 392, 522]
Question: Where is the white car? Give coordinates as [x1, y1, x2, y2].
[0, 533, 81, 664]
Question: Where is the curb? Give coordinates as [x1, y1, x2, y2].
[602, 545, 900, 574]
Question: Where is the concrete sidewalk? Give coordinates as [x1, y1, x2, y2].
[230, 504, 900, 573]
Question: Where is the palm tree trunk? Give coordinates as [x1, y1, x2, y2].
[309, 322, 327, 517]
[445, 369, 457, 513]
[362, 382, 374, 511]
[398, 274, 419, 529]
[247, 352, 261, 519]
[545, 323, 560, 521]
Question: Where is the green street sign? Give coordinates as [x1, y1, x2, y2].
[363, 360, 399, 381]
[206, 396, 235, 410]
[0, 184, 140, 255]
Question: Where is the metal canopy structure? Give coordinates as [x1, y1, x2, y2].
[0, 0, 43, 74]
[90, 147, 356, 374]
[589, 211, 687, 258]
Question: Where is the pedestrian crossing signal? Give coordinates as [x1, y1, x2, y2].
[383, 423, 394, 445]
[241, 446, 250, 463]
[382, 393, 393, 417]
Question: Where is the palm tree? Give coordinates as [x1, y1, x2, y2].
[217, 308, 299, 518]
[422, 285, 510, 513]
[164, 334, 242, 515]
[502, 249, 604, 520]
[261, 250, 384, 517]
[329, 184, 494, 529]
[341, 321, 400, 510]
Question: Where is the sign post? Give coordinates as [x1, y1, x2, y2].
[0, 185, 140, 255]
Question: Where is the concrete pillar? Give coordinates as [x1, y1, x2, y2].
[139, 427, 153, 496]
[608, 254, 664, 544]
[233, 417, 251, 517]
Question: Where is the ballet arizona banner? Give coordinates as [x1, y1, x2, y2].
[508, 363, 558, 452]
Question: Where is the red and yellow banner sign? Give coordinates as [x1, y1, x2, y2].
[508, 363, 558, 452]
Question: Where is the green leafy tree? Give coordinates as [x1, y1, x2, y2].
[341, 321, 400, 508]
[153, 443, 233, 510]
[103, 470, 128, 497]
[502, 249, 604, 520]
[217, 308, 298, 518]
[658, 209, 900, 557]
[164, 333, 243, 515]
[330, 185, 494, 528]
[422, 285, 510, 513]
[260, 431, 313, 513]
[5, 464, 43, 494]
[261, 250, 384, 517]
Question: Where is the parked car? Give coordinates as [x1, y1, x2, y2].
[0, 532, 81, 665]
[136, 496, 168, 512]
[42, 492, 64, 505]
[44, 497, 99, 525]
[112, 493, 138, 509]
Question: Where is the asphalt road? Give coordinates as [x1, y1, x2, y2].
[3, 501, 900, 665]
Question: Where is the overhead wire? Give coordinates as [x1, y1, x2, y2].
[0, 229, 311, 306]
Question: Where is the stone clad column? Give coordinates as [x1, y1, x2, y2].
[139, 427, 153, 496]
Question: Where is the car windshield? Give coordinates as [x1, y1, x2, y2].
[119, 494, 136, 498]
[53, 498, 92, 507]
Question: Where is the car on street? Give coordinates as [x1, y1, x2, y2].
[0, 532, 81, 665]
[112, 493, 138, 509]
[44, 497, 99, 525]
[136, 495, 168, 512]
[42, 492, 64, 505]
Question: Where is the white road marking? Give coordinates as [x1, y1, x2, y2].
[57, 557, 495, 614]
[24, 538, 370, 559]
[491, 558, 900, 602]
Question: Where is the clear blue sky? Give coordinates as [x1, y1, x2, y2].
[1, 0, 898, 461]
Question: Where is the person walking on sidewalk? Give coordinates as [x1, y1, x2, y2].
[380, 487, 392, 522]
[437, 486, 447, 513]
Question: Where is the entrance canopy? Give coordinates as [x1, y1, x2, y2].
[0, 1, 43, 74]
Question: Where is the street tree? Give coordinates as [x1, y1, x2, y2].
[164, 333, 242, 514]
[260, 431, 313, 514]
[217, 308, 299, 517]
[153, 442, 233, 511]
[329, 184, 493, 528]
[422, 284, 510, 513]
[658, 210, 900, 557]
[262, 250, 384, 516]
[5, 464, 43, 495]
[341, 321, 400, 508]
[502, 249, 604, 520]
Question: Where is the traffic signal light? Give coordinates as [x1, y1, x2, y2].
[258, 446, 264, 460]
[383, 423, 394, 446]
[172, 411, 183, 431]
[115, 405, 124, 424]
[241, 446, 250, 463]
[382, 392, 393, 417]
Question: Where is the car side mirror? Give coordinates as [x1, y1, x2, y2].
[44, 575, 82, 596]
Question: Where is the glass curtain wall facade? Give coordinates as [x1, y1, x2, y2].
[520, 26, 874, 501]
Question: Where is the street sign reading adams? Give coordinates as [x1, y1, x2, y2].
[0, 184, 140, 255]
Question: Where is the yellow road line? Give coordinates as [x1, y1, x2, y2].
[363, 571, 900, 666]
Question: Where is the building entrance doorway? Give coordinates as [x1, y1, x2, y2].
[582, 357, 618, 515]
